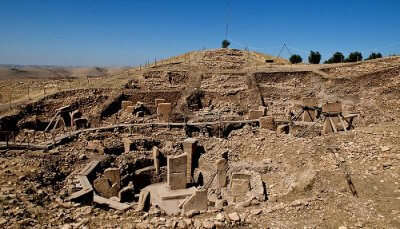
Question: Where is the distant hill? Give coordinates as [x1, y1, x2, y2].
[0, 65, 128, 80]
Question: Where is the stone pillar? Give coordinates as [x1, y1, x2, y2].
[216, 158, 227, 188]
[157, 103, 172, 122]
[259, 116, 276, 130]
[153, 146, 160, 174]
[322, 102, 343, 134]
[248, 110, 264, 120]
[167, 154, 187, 190]
[183, 138, 198, 184]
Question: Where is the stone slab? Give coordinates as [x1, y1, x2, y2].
[168, 172, 187, 190]
[322, 102, 342, 113]
[153, 147, 160, 174]
[182, 190, 208, 213]
[66, 188, 93, 201]
[248, 110, 264, 120]
[157, 103, 172, 122]
[104, 168, 120, 185]
[79, 160, 100, 176]
[93, 177, 113, 198]
[231, 179, 250, 196]
[93, 194, 131, 211]
[160, 187, 197, 200]
[167, 154, 187, 173]
[259, 117, 276, 130]
[216, 158, 227, 188]
[142, 183, 197, 215]
[183, 138, 197, 184]
[77, 175, 92, 191]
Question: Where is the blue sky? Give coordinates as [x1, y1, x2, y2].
[1, 0, 400, 66]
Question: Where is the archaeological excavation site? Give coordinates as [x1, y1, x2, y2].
[0, 48, 400, 228]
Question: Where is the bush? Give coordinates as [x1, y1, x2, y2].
[366, 52, 383, 60]
[289, 54, 302, 64]
[222, 40, 231, 48]
[345, 51, 363, 62]
[308, 51, 321, 64]
[324, 52, 345, 64]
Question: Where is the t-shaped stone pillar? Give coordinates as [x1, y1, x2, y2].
[167, 153, 188, 190]
[216, 158, 227, 188]
[153, 146, 160, 174]
[183, 138, 198, 184]
[157, 103, 172, 123]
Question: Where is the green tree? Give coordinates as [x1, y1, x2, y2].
[289, 54, 303, 64]
[222, 40, 231, 48]
[345, 52, 363, 62]
[324, 52, 345, 64]
[308, 51, 321, 64]
[366, 52, 383, 60]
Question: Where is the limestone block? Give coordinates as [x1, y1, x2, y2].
[153, 146, 160, 174]
[167, 154, 187, 173]
[231, 179, 250, 196]
[104, 168, 120, 185]
[216, 159, 227, 188]
[157, 103, 172, 122]
[322, 102, 342, 113]
[137, 190, 151, 211]
[248, 110, 264, 120]
[259, 116, 276, 130]
[93, 177, 113, 198]
[183, 138, 197, 184]
[182, 190, 208, 213]
[167, 154, 188, 190]
[168, 172, 187, 190]
[230, 173, 251, 196]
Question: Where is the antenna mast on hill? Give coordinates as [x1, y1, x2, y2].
[225, 0, 231, 40]
[277, 43, 293, 58]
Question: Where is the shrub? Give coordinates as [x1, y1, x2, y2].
[222, 40, 231, 48]
[324, 52, 345, 64]
[289, 54, 302, 64]
[366, 52, 383, 60]
[308, 51, 321, 64]
[345, 51, 363, 62]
